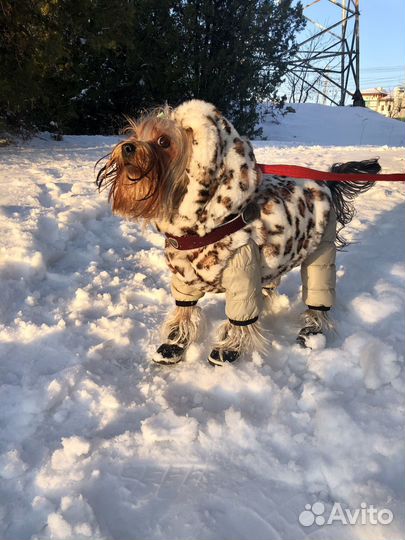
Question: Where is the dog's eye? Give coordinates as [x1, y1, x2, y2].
[157, 135, 170, 148]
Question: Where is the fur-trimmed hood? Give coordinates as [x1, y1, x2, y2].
[165, 100, 261, 236]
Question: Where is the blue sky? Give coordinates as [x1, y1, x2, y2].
[359, 0, 405, 89]
[293, 0, 405, 92]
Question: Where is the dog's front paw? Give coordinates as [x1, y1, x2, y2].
[208, 349, 239, 366]
[152, 343, 185, 365]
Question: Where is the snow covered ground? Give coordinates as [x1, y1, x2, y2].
[0, 106, 404, 540]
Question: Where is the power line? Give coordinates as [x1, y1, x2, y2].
[361, 77, 405, 83]
[361, 65, 405, 72]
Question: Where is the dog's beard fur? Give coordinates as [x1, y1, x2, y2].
[96, 109, 191, 222]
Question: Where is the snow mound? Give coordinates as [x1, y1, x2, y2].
[260, 103, 405, 146]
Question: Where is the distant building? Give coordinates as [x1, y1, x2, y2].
[362, 86, 405, 119]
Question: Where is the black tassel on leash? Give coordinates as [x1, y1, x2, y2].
[328, 158, 380, 249]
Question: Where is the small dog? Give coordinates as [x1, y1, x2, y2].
[97, 100, 376, 365]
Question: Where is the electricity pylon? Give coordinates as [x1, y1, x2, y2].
[288, 0, 364, 106]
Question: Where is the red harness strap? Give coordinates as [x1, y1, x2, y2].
[258, 164, 405, 182]
[165, 213, 247, 250]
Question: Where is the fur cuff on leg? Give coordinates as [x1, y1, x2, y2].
[213, 320, 269, 355]
[301, 309, 335, 333]
[162, 305, 206, 346]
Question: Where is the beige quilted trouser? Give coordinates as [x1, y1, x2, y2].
[301, 209, 337, 308]
[221, 239, 264, 323]
[171, 238, 263, 323]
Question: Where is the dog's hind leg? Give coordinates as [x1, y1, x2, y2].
[153, 305, 206, 365]
[298, 209, 337, 348]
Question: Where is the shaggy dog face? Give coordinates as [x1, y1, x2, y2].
[96, 109, 191, 222]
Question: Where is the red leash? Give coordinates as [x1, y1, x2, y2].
[258, 164, 405, 182]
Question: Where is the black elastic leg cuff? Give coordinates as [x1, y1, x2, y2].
[228, 316, 258, 326]
[307, 305, 331, 311]
[175, 300, 198, 307]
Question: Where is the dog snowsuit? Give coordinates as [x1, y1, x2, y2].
[170, 212, 336, 324]
[158, 100, 336, 326]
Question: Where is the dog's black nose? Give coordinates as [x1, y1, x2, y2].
[122, 143, 136, 157]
